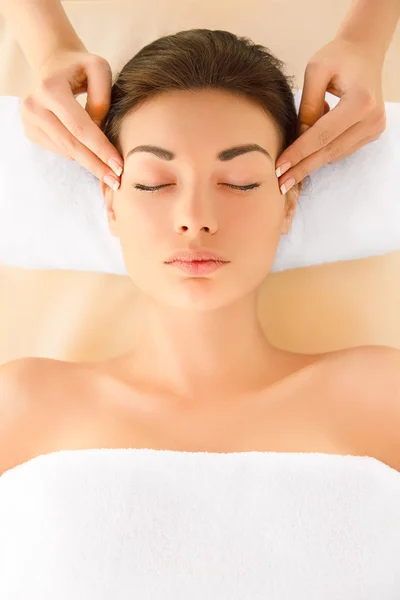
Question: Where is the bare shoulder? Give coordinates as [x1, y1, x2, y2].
[0, 357, 88, 476]
[0, 356, 86, 403]
[318, 345, 400, 471]
[317, 344, 400, 387]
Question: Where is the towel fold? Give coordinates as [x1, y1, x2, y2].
[0, 448, 399, 599]
[0, 92, 400, 274]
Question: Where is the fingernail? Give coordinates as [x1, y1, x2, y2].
[104, 175, 120, 191]
[275, 162, 291, 178]
[280, 178, 295, 195]
[108, 158, 123, 177]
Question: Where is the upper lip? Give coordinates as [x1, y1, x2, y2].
[165, 249, 229, 263]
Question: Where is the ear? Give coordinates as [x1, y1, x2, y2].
[100, 180, 119, 238]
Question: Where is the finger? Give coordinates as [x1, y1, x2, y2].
[83, 56, 113, 127]
[24, 122, 74, 159]
[25, 100, 121, 185]
[38, 79, 123, 176]
[277, 120, 371, 193]
[299, 100, 331, 135]
[275, 95, 364, 178]
[297, 61, 332, 134]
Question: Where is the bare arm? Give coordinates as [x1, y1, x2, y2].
[0, 0, 86, 72]
[335, 0, 400, 57]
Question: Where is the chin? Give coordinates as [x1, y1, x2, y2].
[160, 282, 247, 312]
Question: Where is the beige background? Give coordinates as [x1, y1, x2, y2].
[0, 0, 399, 366]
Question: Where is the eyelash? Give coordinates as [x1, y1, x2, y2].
[133, 183, 261, 193]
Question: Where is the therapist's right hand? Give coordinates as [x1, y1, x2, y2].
[20, 49, 124, 190]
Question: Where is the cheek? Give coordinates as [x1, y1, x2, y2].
[230, 197, 284, 245]
[115, 201, 171, 276]
[116, 199, 167, 239]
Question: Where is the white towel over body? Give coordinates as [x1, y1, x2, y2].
[0, 448, 399, 600]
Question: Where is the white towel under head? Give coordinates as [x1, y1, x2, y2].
[0, 92, 399, 274]
[0, 448, 399, 599]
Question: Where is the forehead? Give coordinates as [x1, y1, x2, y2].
[118, 89, 282, 161]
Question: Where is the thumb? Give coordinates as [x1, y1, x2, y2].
[83, 58, 112, 127]
[299, 100, 331, 135]
[298, 63, 332, 135]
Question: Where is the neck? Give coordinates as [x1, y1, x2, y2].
[121, 291, 287, 404]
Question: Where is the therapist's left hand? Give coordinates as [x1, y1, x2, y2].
[275, 37, 387, 195]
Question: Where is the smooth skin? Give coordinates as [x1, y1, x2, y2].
[0, 0, 400, 476]
[2, 85, 400, 477]
[1, 0, 398, 191]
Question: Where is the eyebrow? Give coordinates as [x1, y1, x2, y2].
[124, 143, 272, 162]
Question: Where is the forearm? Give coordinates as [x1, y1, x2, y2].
[0, 0, 86, 72]
[335, 0, 400, 56]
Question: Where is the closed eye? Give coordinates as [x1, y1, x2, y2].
[133, 183, 261, 193]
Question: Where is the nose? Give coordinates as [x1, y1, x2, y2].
[174, 192, 218, 235]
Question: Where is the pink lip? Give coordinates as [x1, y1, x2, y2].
[166, 249, 229, 263]
[167, 260, 227, 275]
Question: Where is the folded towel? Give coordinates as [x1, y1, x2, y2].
[0, 448, 399, 599]
[0, 92, 399, 274]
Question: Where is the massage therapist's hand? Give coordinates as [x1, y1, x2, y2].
[20, 49, 124, 190]
[275, 37, 387, 195]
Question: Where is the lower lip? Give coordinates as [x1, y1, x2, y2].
[167, 260, 228, 275]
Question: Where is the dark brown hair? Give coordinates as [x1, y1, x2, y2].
[101, 28, 304, 197]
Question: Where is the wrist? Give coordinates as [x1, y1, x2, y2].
[334, 0, 400, 58]
[334, 30, 389, 61]
[34, 38, 88, 74]
[333, 33, 386, 68]
[1, 0, 88, 74]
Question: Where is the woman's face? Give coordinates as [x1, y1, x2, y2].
[101, 89, 298, 310]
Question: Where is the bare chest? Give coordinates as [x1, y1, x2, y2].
[54, 362, 360, 457]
